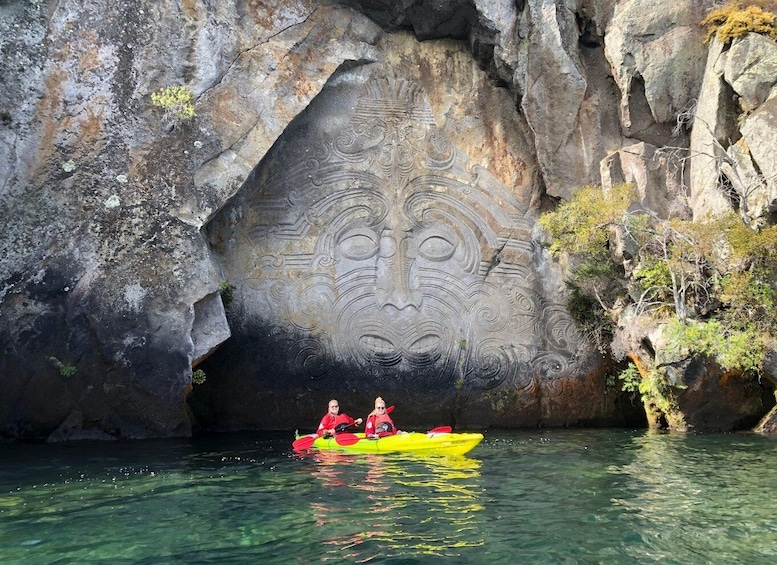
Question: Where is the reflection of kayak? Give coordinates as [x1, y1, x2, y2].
[297, 432, 484, 456]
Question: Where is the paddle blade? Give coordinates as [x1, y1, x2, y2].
[386, 405, 395, 414]
[334, 433, 361, 446]
[428, 426, 452, 434]
[292, 435, 317, 450]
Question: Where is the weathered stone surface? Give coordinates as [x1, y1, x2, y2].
[740, 97, 777, 207]
[0, 0, 389, 440]
[723, 34, 777, 112]
[722, 139, 772, 222]
[519, 0, 623, 198]
[699, 33, 777, 224]
[46, 410, 118, 442]
[191, 293, 230, 367]
[613, 314, 769, 432]
[191, 6, 383, 227]
[754, 407, 777, 434]
[689, 37, 740, 220]
[336, 0, 476, 40]
[604, 0, 711, 135]
[601, 142, 688, 219]
[673, 361, 768, 433]
[754, 351, 777, 433]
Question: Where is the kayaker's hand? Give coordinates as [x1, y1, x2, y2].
[355, 418, 363, 425]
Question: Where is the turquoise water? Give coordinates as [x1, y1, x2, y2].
[2, 429, 777, 564]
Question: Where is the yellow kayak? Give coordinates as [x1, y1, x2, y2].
[294, 431, 484, 456]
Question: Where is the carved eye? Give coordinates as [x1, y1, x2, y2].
[418, 235, 456, 261]
[338, 229, 379, 260]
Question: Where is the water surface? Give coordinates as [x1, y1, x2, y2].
[2, 429, 776, 563]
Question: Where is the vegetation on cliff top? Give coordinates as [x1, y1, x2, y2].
[539, 182, 777, 426]
[702, 1, 777, 44]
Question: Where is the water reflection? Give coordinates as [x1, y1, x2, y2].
[305, 451, 485, 560]
[610, 431, 777, 563]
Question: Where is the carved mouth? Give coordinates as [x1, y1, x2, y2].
[359, 334, 396, 355]
[355, 328, 444, 368]
[357, 332, 443, 355]
[358, 334, 402, 366]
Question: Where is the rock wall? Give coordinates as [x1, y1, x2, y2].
[194, 34, 606, 431]
[0, 0, 389, 440]
[1, 0, 774, 440]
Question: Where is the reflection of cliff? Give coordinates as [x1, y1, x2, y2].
[307, 452, 485, 559]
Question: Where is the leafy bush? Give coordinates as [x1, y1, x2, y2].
[219, 282, 235, 306]
[665, 319, 766, 374]
[616, 362, 678, 417]
[702, 2, 777, 44]
[192, 369, 206, 385]
[537, 183, 637, 259]
[719, 271, 776, 328]
[151, 86, 196, 123]
[59, 363, 77, 378]
[539, 183, 638, 344]
[618, 363, 641, 393]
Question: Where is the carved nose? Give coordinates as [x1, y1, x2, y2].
[375, 287, 423, 310]
[375, 229, 423, 311]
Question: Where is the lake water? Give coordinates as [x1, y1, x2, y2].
[1, 429, 776, 564]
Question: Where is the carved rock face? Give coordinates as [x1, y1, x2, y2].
[199, 37, 607, 429]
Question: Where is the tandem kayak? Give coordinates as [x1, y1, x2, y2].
[293, 431, 484, 456]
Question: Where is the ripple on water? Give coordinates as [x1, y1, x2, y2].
[1, 430, 777, 564]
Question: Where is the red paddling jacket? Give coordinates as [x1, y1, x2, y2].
[317, 413, 357, 436]
[365, 412, 396, 437]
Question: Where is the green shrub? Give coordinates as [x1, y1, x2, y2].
[219, 282, 235, 306]
[151, 86, 196, 122]
[192, 369, 206, 385]
[618, 363, 641, 394]
[537, 183, 637, 259]
[59, 363, 77, 378]
[666, 319, 765, 374]
[617, 363, 678, 418]
[566, 283, 615, 353]
[640, 368, 680, 420]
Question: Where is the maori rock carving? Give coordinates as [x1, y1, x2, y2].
[211, 76, 584, 396]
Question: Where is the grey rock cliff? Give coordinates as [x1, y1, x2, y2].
[0, 0, 774, 440]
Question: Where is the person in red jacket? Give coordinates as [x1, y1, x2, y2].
[364, 397, 396, 438]
[317, 399, 362, 438]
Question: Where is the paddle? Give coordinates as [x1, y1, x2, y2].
[292, 426, 361, 449]
[334, 433, 362, 446]
[299, 406, 395, 449]
[427, 426, 452, 434]
[331, 417, 367, 446]
[292, 434, 318, 450]
[334, 420, 361, 433]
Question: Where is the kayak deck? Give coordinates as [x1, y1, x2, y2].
[304, 432, 484, 456]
